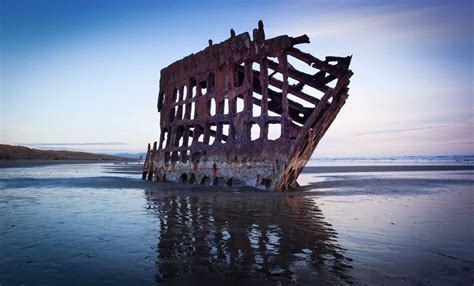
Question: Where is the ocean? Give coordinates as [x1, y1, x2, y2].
[0, 158, 473, 285]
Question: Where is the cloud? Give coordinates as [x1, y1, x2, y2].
[352, 125, 451, 136]
[275, 2, 472, 47]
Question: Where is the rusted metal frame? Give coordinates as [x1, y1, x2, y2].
[290, 34, 310, 46]
[246, 68, 305, 112]
[204, 82, 218, 145]
[147, 142, 158, 181]
[251, 79, 310, 120]
[215, 95, 224, 143]
[235, 65, 310, 118]
[158, 129, 165, 150]
[285, 96, 347, 188]
[203, 123, 211, 146]
[180, 83, 191, 149]
[158, 33, 250, 87]
[291, 88, 334, 155]
[162, 88, 171, 107]
[268, 77, 320, 106]
[243, 60, 254, 141]
[186, 129, 227, 143]
[319, 74, 337, 85]
[279, 72, 352, 190]
[249, 67, 321, 107]
[268, 90, 312, 118]
[287, 47, 345, 77]
[300, 71, 351, 143]
[142, 143, 151, 179]
[311, 95, 348, 150]
[294, 70, 337, 90]
[242, 87, 308, 126]
[292, 97, 344, 181]
[157, 91, 164, 111]
[248, 68, 328, 127]
[307, 73, 352, 139]
[227, 77, 238, 141]
[267, 60, 330, 94]
[275, 87, 335, 191]
[171, 126, 183, 161]
[176, 87, 184, 121]
[156, 33, 309, 92]
[166, 125, 174, 151]
[309, 72, 352, 130]
[146, 21, 352, 191]
[259, 58, 269, 139]
[182, 126, 190, 151]
[278, 54, 290, 139]
[200, 91, 211, 145]
[192, 123, 201, 146]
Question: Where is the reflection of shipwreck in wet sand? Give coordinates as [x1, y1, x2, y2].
[143, 21, 353, 191]
[145, 192, 353, 284]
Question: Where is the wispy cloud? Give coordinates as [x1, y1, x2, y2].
[352, 125, 451, 136]
[352, 121, 474, 137]
[276, 3, 472, 47]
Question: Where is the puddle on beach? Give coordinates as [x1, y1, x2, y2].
[0, 163, 473, 285]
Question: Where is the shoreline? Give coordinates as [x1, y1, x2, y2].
[2, 159, 473, 174]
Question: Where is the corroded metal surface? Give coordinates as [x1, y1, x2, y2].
[143, 21, 353, 191]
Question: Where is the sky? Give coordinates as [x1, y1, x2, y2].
[0, 0, 473, 156]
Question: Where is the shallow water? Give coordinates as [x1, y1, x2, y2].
[0, 163, 473, 285]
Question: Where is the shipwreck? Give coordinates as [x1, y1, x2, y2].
[142, 21, 353, 191]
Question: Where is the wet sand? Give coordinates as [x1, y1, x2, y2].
[0, 162, 473, 285]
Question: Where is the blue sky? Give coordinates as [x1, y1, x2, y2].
[1, 0, 472, 156]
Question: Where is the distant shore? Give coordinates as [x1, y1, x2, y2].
[0, 159, 135, 169]
[0, 144, 134, 169]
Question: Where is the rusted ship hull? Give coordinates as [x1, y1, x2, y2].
[143, 21, 353, 191]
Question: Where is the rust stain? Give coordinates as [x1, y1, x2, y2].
[143, 21, 353, 191]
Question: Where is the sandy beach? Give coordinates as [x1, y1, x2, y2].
[0, 161, 473, 285]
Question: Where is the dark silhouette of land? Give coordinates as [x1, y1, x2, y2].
[0, 144, 129, 168]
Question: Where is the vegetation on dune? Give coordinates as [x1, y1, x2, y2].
[0, 144, 126, 161]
